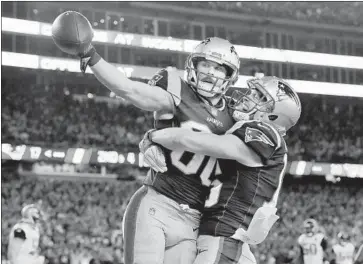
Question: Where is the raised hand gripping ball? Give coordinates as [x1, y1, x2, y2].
[52, 11, 94, 55]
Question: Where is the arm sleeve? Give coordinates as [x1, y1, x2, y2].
[298, 245, 305, 264]
[321, 237, 328, 251]
[148, 69, 169, 89]
[13, 227, 27, 239]
[227, 121, 282, 161]
[148, 68, 182, 106]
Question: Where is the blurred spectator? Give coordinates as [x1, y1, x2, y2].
[1, 169, 362, 264]
[166, 2, 363, 27]
[1, 171, 143, 264]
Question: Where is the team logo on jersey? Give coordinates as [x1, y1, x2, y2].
[148, 74, 163, 86]
[245, 127, 275, 147]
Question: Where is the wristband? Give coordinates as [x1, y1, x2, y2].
[147, 129, 156, 142]
[85, 46, 102, 66]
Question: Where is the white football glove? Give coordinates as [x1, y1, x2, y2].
[143, 145, 167, 173]
[139, 129, 167, 173]
[139, 129, 155, 154]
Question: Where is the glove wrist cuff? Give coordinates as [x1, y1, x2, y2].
[84, 46, 101, 66]
[147, 129, 156, 142]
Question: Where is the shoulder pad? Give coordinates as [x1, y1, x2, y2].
[317, 233, 325, 240]
[148, 68, 182, 105]
[227, 120, 282, 160]
[297, 234, 304, 244]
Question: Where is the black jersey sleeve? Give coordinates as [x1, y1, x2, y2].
[227, 120, 282, 160]
[148, 68, 169, 89]
[148, 68, 182, 106]
[14, 228, 26, 239]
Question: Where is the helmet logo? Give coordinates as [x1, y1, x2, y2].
[276, 82, 289, 99]
[201, 38, 211, 45]
[230, 46, 238, 56]
[277, 81, 301, 108]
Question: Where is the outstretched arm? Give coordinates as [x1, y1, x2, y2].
[150, 127, 263, 167]
[90, 59, 174, 112]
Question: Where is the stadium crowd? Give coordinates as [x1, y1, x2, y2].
[169, 2, 363, 27]
[2, 77, 363, 163]
[2, 171, 362, 264]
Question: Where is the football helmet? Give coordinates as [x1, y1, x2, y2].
[303, 218, 319, 235]
[21, 204, 41, 223]
[185, 37, 240, 97]
[227, 76, 301, 133]
[337, 231, 350, 245]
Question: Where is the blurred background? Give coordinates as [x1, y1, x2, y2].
[1, 1, 363, 264]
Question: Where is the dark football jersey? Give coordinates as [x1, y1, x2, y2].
[143, 68, 235, 211]
[199, 120, 288, 237]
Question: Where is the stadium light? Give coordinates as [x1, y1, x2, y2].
[2, 51, 363, 97]
[2, 17, 363, 70]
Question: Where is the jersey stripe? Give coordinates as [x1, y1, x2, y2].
[264, 154, 288, 207]
[241, 168, 261, 229]
[261, 122, 282, 150]
[214, 172, 240, 235]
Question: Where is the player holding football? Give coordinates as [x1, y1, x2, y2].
[331, 232, 355, 264]
[140, 76, 301, 263]
[52, 12, 240, 264]
[7, 204, 45, 264]
[296, 219, 329, 264]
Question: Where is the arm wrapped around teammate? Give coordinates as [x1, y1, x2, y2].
[139, 130, 167, 172]
[143, 144, 167, 173]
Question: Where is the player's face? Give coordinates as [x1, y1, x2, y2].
[229, 87, 271, 121]
[234, 88, 266, 113]
[195, 59, 228, 96]
[197, 59, 227, 80]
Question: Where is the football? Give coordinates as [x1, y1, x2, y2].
[52, 11, 94, 55]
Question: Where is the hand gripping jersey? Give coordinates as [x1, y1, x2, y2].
[332, 243, 355, 264]
[199, 120, 287, 244]
[8, 219, 43, 264]
[297, 233, 326, 264]
[143, 68, 235, 211]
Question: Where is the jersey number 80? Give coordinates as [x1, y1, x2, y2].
[170, 121, 222, 207]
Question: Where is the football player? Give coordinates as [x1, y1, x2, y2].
[354, 244, 363, 264]
[7, 204, 45, 264]
[54, 15, 240, 264]
[141, 76, 301, 263]
[331, 232, 355, 264]
[296, 219, 329, 264]
[123, 38, 238, 264]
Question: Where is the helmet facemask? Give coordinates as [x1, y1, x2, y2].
[303, 219, 318, 236]
[186, 55, 238, 98]
[337, 232, 350, 245]
[228, 79, 275, 121]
